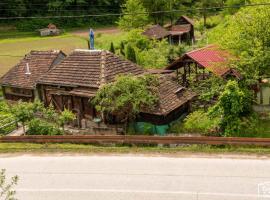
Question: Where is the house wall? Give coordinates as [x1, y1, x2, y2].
[139, 102, 190, 125]
[40, 29, 60, 37]
[39, 85, 96, 127]
[256, 81, 270, 105]
[2, 86, 34, 102]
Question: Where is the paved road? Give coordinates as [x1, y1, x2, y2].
[0, 155, 270, 200]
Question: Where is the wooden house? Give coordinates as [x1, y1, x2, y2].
[0, 50, 65, 102]
[37, 49, 196, 132]
[143, 16, 195, 45]
[166, 45, 241, 86]
[167, 16, 195, 45]
[39, 23, 61, 37]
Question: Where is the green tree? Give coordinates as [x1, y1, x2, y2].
[125, 44, 137, 63]
[92, 75, 159, 130]
[120, 41, 125, 56]
[109, 42, 115, 54]
[10, 100, 43, 134]
[195, 0, 223, 27]
[210, 0, 270, 83]
[118, 0, 149, 30]
[210, 80, 251, 136]
[223, 0, 249, 15]
[0, 169, 19, 200]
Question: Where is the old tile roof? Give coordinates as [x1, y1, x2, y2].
[187, 45, 231, 76]
[38, 49, 144, 88]
[143, 75, 196, 116]
[142, 24, 170, 40]
[169, 24, 191, 36]
[0, 50, 65, 89]
[166, 45, 241, 78]
[177, 15, 194, 26]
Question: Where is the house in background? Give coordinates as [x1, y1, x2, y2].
[36, 49, 196, 134]
[142, 16, 196, 45]
[142, 24, 171, 41]
[39, 23, 61, 37]
[0, 50, 66, 102]
[166, 45, 241, 86]
[167, 16, 195, 45]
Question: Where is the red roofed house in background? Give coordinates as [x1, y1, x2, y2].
[0, 50, 66, 102]
[166, 45, 241, 86]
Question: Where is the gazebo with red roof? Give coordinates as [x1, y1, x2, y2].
[166, 45, 241, 86]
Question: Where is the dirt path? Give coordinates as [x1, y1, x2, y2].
[71, 27, 121, 38]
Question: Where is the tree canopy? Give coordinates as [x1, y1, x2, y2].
[92, 74, 159, 123]
[118, 0, 149, 30]
[210, 0, 270, 83]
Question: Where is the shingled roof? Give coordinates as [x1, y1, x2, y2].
[0, 50, 65, 89]
[143, 75, 196, 116]
[166, 45, 241, 78]
[38, 49, 144, 88]
[142, 24, 170, 40]
[176, 15, 194, 26]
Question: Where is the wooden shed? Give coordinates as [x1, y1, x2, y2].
[39, 24, 61, 37]
[168, 16, 195, 44]
[0, 50, 65, 102]
[166, 45, 241, 86]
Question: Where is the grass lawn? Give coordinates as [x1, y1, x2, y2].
[0, 29, 127, 76]
[0, 143, 270, 156]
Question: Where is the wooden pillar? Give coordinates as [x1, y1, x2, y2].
[61, 95, 64, 110]
[183, 64, 187, 86]
[188, 63, 191, 77]
[179, 35, 181, 45]
[195, 64, 198, 81]
[71, 96, 74, 109]
[1, 86, 6, 99]
[203, 68, 205, 79]
[260, 85, 263, 105]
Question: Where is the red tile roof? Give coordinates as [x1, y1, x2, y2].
[166, 45, 240, 78]
[186, 45, 232, 76]
[0, 50, 65, 89]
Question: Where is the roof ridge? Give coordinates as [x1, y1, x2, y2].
[186, 44, 218, 55]
[99, 50, 107, 87]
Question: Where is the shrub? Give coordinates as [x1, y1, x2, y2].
[28, 118, 62, 136]
[183, 110, 221, 136]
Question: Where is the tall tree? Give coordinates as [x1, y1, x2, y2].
[212, 0, 270, 82]
[118, 0, 149, 30]
[125, 44, 137, 63]
[195, 0, 223, 27]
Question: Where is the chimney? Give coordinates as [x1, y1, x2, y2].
[25, 63, 31, 75]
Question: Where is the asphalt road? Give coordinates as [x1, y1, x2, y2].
[0, 155, 270, 200]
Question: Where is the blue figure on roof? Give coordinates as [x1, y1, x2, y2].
[89, 29, 94, 50]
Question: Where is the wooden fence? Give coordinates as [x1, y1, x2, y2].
[1, 135, 270, 146]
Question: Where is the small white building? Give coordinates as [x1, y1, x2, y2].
[39, 23, 61, 37]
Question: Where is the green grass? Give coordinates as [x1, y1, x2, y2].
[0, 143, 270, 155]
[0, 29, 127, 76]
